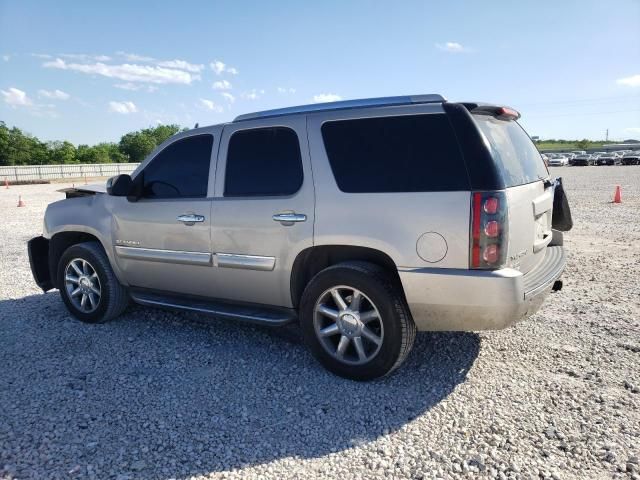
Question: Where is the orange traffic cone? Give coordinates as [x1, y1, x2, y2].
[4, 177, 8, 189]
[613, 185, 622, 204]
[17, 195, 25, 207]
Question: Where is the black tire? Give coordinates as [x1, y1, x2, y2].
[300, 261, 416, 381]
[57, 241, 129, 323]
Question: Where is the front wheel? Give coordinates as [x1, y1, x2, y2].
[300, 262, 416, 381]
[57, 241, 129, 323]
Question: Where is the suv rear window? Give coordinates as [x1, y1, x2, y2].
[321, 114, 469, 193]
[473, 115, 548, 187]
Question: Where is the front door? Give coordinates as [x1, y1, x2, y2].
[210, 116, 315, 307]
[111, 130, 219, 297]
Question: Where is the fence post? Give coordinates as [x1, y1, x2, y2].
[37, 166, 42, 180]
[14, 167, 18, 182]
[60, 165, 64, 178]
[117, 164, 121, 174]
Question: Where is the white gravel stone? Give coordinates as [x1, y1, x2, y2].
[0, 166, 639, 479]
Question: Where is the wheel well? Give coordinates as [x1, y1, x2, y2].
[290, 245, 401, 308]
[48, 232, 101, 288]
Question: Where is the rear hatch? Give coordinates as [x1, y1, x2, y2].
[472, 112, 552, 274]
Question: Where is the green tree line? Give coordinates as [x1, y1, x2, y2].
[0, 121, 185, 166]
[533, 138, 607, 151]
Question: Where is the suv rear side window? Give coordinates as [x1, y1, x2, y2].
[321, 114, 469, 193]
[224, 127, 303, 197]
[142, 134, 213, 199]
[473, 115, 548, 187]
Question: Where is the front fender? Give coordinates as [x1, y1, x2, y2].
[43, 196, 128, 286]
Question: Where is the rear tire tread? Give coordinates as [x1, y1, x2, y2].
[301, 260, 416, 379]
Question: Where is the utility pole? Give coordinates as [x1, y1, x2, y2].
[606, 128, 609, 142]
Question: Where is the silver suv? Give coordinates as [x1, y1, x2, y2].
[28, 94, 570, 380]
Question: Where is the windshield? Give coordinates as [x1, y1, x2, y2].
[474, 114, 549, 187]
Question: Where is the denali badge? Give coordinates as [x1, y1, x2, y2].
[508, 249, 527, 268]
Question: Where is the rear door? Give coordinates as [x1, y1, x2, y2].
[473, 114, 552, 273]
[210, 116, 314, 307]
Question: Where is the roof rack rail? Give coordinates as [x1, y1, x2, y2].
[233, 94, 446, 122]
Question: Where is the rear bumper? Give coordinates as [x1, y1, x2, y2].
[398, 246, 566, 331]
[28, 236, 53, 292]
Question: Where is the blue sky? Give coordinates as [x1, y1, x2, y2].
[1, 0, 639, 145]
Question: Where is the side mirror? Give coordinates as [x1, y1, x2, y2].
[106, 174, 133, 196]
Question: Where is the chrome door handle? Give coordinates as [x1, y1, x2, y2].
[177, 214, 205, 225]
[272, 212, 307, 224]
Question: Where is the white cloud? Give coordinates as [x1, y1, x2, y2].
[210, 60, 238, 75]
[221, 92, 235, 103]
[157, 59, 204, 72]
[116, 51, 155, 62]
[241, 89, 264, 100]
[108, 101, 138, 114]
[213, 79, 232, 90]
[60, 53, 112, 62]
[277, 87, 296, 94]
[1, 87, 57, 117]
[312, 93, 342, 103]
[31, 53, 52, 59]
[624, 127, 640, 134]
[114, 82, 158, 92]
[38, 89, 70, 100]
[44, 58, 198, 85]
[198, 98, 223, 112]
[616, 74, 640, 87]
[436, 41, 467, 53]
[2, 55, 10, 62]
[1, 87, 33, 107]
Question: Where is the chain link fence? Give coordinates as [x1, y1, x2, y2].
[0, 163, 139, 183]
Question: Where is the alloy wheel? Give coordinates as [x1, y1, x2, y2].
[313, 286, 384, 365]
[64, 258, 102, 313]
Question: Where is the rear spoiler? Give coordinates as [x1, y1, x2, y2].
[459, 102, 521, 120]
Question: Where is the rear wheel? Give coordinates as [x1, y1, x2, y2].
[300, 261, 416, 380]
[58, 242, 129, 323]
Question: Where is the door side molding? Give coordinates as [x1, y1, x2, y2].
[114, 246, 275, 271]
[115, 246, 212, 266]
[214, 253, 276, 271]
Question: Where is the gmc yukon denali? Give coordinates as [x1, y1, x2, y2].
[28, 94, 572, 380]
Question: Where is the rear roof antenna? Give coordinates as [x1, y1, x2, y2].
[194, 122, 199, 129]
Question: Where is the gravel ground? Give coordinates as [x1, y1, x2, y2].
[1, 167, 639, 480]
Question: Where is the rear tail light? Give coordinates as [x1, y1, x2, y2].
[470, 191, 508, 269]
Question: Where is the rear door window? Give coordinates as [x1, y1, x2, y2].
[224, 127, 303, 197]
[473, 115, 548, 187]
[321, 114, 469, 193]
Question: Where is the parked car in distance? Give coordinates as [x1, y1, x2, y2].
[548, 154, 569, 166]
[572, 154, 593, 166]
[541, 153, 549, 167]
[622, 152, 640, 165]
[597, 153, 620, 166]
[27, 94, 569, 380]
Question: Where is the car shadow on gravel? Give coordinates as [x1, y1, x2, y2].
[0, 293, 480, 479]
